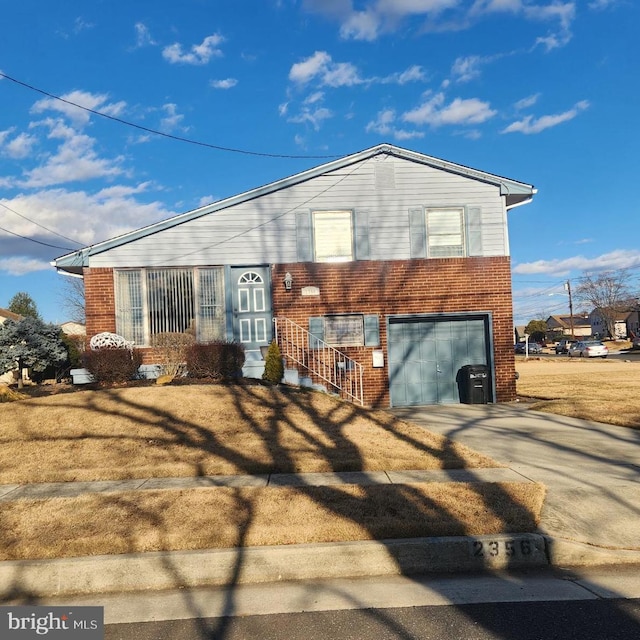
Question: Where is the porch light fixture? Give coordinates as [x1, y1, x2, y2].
[283, 272, 293, 291]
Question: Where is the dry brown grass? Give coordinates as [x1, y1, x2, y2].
[0, 384, 498, 484]
[0, 386, 27, 403]
[0, 382, 546, 557]
[0, 483, 546, 561]
[516, 358, 640, 427]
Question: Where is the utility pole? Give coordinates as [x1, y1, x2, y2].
[565, 280, 575, 340]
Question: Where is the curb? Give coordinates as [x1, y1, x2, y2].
[544, 536, 640, 568]
[0, 534, 547, 599]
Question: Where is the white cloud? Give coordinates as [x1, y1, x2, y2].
[289, 51, 332, 84]
[380, 64, 428, 85]
[198, 195, 216, 207]
[513, 249, 640, 276]
[31, 91, 127, 128]
[162, 34, 224, 65]
[501, 99, 588, 134]
[278, 102, 289, 116]
[304, 91, 325, 105]
[159, 103, 186, 133]
[20, 127, 124, 188]
[403, 92, 497, 126]
[1, 131, 37, 159]
[1, 186, 173, 250]
[330, 0, 460, 40]
[134, 22, 157, 48]
[0, 257, 51, 276]
[588, 0, 620, 8]
[289, 51, 362, 87]
[451, 55, 485, 82]
[288, 107, 333, 130]
[514, 93, 540, 110]
[366, 108, 424, 140]
[210, 78, 238, 89]
[340, 10, 380, 40]
[470, 0, 523, 15]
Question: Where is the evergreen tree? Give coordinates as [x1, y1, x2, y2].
[7, 292, 41, 319]
[262, 340, 284, 384]
[0, 318, 67, 387]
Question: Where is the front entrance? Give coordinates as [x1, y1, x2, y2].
[388, 314, 492, 406]
[230, 267, 272, 377]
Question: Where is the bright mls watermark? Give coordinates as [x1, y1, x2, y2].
[1, 606, 103, 639]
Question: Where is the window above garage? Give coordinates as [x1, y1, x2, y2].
[409, 205, 483, 259]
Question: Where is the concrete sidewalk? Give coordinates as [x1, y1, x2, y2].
[391, 403, 640, 567]
[1, 403, 639, 600]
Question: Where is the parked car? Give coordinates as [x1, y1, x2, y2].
[568, 341, 608, 358]
[555, 339, 576, 354]
[515, 342, 543, 354]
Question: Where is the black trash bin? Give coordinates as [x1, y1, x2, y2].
[459, 364, 489, 404]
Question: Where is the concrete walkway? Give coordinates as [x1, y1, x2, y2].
[1, 402, 639, 600]
[391, 403, 640, 566]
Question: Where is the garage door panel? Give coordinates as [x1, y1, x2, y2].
[389, 315, 490, 407]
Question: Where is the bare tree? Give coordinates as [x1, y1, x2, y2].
[575, 269, 632, 338]
[58, 277, 86, 324]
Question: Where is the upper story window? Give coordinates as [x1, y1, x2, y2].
[426, 208, 465, 258]
[312, 210, 353, 262]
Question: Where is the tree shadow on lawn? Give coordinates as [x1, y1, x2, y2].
[0, 381, 577, 640]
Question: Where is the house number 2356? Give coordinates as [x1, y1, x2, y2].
[471, 539, 533, 558]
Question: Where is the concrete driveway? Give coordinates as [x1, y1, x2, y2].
[390, 402, 640, 565]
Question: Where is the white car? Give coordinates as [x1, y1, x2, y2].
[568, 341, 608, 358]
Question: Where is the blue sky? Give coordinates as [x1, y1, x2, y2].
[0, 0, 637, 326]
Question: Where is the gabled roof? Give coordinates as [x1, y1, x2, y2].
[53, 143, 536, 274]
[0, 308, 22, 322]
[547, 315, 591, 329]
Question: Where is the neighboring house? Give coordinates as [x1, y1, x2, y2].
[589, 309, 633, 339]
[60, 321, 86, 337]
[626, 310, 640, 340]
[514, 326, 527, 343]
[546, 314, 591, 338]
[53, 144, 536, 408]
[0, 308, 23, 384]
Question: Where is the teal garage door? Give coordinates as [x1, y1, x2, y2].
[388, 315, 491, 406]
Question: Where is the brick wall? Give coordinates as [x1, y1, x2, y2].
[272, 258, 516, 407]
[83, 268, 116, 342]
[83, 260, 516, 404]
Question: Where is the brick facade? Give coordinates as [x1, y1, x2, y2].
[83, 259, 516, 407]
[272, 258, 516, 407]
[83, 268, 116, 340]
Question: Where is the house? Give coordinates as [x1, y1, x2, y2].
[60, 321, 86, 337]
[589, 308, 633, 339]
[53, 144, 536, 408]
[546, 314, 591, 339]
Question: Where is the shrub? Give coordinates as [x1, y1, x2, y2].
[83, 348, 142, 384]
[186, 341, 245, 379]
[151, 332, 195, 379]
[262, 340, 284, 384]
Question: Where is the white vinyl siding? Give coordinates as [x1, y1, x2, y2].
[427, 208, 465, 258]
[313, 210, 353, 262]
[115, 267, 225, 345]
[90, 155, 509, 268]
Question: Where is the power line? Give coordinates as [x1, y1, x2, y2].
[0, 222, 74, 250]
[0, 71, 342, 160]
[0, 201, 84, 246]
